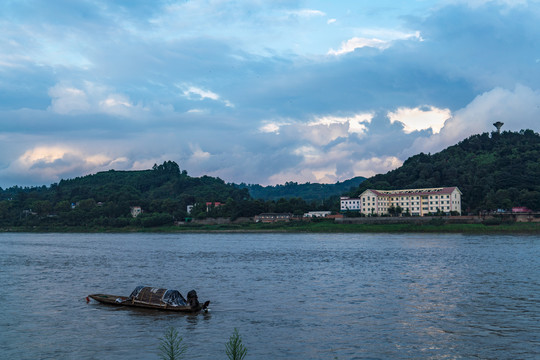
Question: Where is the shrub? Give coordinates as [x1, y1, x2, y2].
[225, 328, 247, 360]
[158, 327, 187, 360]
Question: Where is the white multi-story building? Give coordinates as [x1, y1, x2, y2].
[341, 187, 462, 216]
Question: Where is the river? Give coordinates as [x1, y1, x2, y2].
[1, 233, 539, 359]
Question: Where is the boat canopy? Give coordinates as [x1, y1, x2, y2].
[129, 286, 187, 307]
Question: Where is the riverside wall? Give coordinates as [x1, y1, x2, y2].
[336, 216, 484, 225]
[335, 214, 540, 224]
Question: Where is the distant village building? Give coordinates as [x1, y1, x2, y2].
[130, 206, 142, 218]
[303, 211, 332, 218]
[206, 202, 223, 212]
[341, 187, 462, 216]
[186, 202, 223, 215]
[512, 207, 532, 213]
[254, 213, 292, 223]
[22, 209, 37, 217]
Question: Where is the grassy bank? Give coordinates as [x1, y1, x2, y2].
[162, 221, 540, 234]
[4, 221, 539, 234]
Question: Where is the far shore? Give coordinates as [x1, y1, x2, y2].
[2, 220, 539, 234]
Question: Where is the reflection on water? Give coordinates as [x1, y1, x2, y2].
[1, 233, 539, 359]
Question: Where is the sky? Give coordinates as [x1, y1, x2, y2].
[1, 0, 539, 188]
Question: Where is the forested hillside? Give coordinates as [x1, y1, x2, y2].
[0, 161, 335, 228]
[240, 176, 366, 201]
[351, 130, 540, 213]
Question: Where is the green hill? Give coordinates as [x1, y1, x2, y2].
[239, 176, 366, 201]
[351, 129, 540, 213]
[0, 161, 252, 227]
[0, 161, 340, 228]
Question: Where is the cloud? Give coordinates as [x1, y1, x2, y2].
[267, 141, 345, 184]
[406, 85, 540, 156]
[352, 156, 404, 178]
[267, 146, 404, 185]
[303, 113, 372, 145]
[259, 120, 292, 134]
[444, 0, 529, 8]
[189, 144, 211, 162]
[328, 31, 422, 55]
[259, 113, 373, 148]
[328, 37, 390, 55]
[180, 85, 234, 108]
[287, 9, 326, 17]
[308, 113, 373, 135]
[6, 145, 128, 185]
[388, 106, 451, 134]
[182, 86, 220, 101]
[47, 82, 150, 118]
[48, 85, 91, 114]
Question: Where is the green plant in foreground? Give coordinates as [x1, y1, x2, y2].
[158, 327, 187, 360]
[226, 328, 247, 360]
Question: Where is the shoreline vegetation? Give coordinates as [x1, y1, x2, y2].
[2, 221, 539, 234]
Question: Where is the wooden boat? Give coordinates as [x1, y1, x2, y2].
[88, 286, 210, 313]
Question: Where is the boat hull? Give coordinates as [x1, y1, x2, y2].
[88, 293, 209, 312]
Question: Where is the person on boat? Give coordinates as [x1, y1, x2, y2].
[187, 290, 200, 308]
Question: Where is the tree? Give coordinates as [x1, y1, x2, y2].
[32, 200, 52, 216]
[54, 200, 71, 213]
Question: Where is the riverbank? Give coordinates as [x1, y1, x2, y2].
[3, 221, 539, 234]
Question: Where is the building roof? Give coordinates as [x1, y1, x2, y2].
[255, 213, 292, 217]
[364, 187, 460, 197]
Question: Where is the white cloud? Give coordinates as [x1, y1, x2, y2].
[99, 94, 141, 117]
[293, 145, 322, 164]
[327, 18, 337, 24]
[268, 167, 337, 185]
[266, 141, 352, 184]
[349, 115, 372, 135]
[187, 108, 206, 114]
[405, 85, 540, 156]
[267, 139, 405, 185]
[189, 144, 211, 161]
[182, 86, 220, 101]
[259, 120, 291, 134]
[444, 0, 528, 8]
[388, 106, 451, 134]
[179, 84, 234, 107]
[328, 31, 423, 56]
[9, 145, 126, 184]
[287, 9, 326, 17]
[303, 113, 372, 144]
[262, 112, 372, 140]
[328, 37, 389, 55]
[352, 156, 404, 178]
[48, 85, 91, 114]
[47, 82, 148, 118]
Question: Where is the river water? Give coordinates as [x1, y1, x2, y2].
[1, 233, 539, 359]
